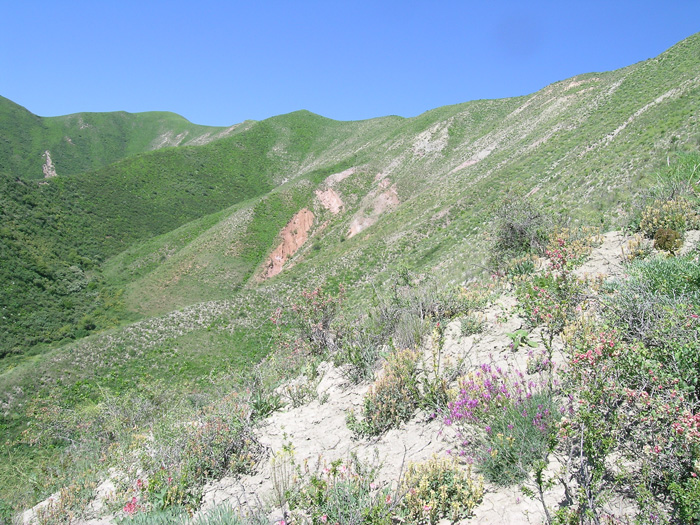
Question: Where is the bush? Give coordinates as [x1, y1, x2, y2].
[604, 255, 700, 339]
[653, 227, 682, 252]
[33, 480, 98, 525]
[478, 392, 559, 485]
[446, 361, 558, 485]
[287, 285, 346, 356]
[544, 227, 602, 271]
[517, 271, 584, 355]
[491, 200, 551, 267]
[288, 456, 393, 525]
[112, 395, 264, 514]
[638, 197, 698, 239]
[333, 324, 385, 384]
[557, 320, 700, 522]
[669, 476, 700, 524]
[400, 456, 484, 524]
[460, 313, 485, 337]
[347, 349, 421, 436]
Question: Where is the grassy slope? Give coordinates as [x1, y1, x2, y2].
[88, 31, 700, 324]
[0, 31, 699, 514]
[0, 95, 242, 180]
[48, 30, 699, 391]
[0, 110, 389, 355]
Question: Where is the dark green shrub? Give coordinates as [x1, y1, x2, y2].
[670, 477, 700, 524]
[653, 227, 682, 252]
[346, 349, 421, 436]
[491, 200, 551, 269]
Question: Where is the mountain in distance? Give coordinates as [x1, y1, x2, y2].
[0, 94, 252, 180]
[0, 31, 699, 521]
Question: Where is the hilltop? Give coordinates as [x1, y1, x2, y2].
[0, 31, 699, 524]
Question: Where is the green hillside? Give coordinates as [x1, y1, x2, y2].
[0, 95, 244, 180]
[0, 31, 699, 521]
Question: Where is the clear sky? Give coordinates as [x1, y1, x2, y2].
[1, 1, 699, 126]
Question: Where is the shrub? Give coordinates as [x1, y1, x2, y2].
[558, 321, 700, 522]
[400, 456, 484, 524]
[335, 335, 382, 384]
[333, 323, 386, 384]
[446, 361, 559, 484]
[491, 200, 551, 267]
[116, 394, 264, 514]
[517, 271, 583, 356]
[638, 197, 698, 239]
[288, 285, 345, 356]
[33, 480, 98, 525]
[544, 227, 602, 271]
[460, 314, 485, 337]
[478, 392, 559, 485]
[669, 476, 700, 524]
[627, 254, 700, 298]
[603, 256, 700, 361]
[653, 227, 682, 252]
[621, 233, 653, 262]
[248, 387, 284, 422]
[503, 254, 538, 279]
[347, 349, 421, 436]
[288, 456, 393, 525]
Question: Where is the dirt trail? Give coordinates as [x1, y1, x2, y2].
[198, 291, 564, 524]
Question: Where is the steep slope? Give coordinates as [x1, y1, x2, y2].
[105, 32, 700, 317]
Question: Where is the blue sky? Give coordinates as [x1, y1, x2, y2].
[2, 1, 699, 126]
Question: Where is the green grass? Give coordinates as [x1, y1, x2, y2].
[1, 31, 700, 519]
[0, 95, 238, 181]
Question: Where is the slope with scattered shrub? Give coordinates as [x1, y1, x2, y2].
[1, 32, 700, 522]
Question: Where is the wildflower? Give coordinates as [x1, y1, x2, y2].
[123, 497, 138, 515]
[320, 515, 328, 523]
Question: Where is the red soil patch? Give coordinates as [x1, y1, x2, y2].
[315, 188, 344, 214]
[262, 208, 315, 279]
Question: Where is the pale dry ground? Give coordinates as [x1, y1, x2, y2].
[23, 231, 700, 524]
[195, 290, 572, 525]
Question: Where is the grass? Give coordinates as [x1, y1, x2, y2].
[1, 31, 700, 520]
[0, 94, 235, 181]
